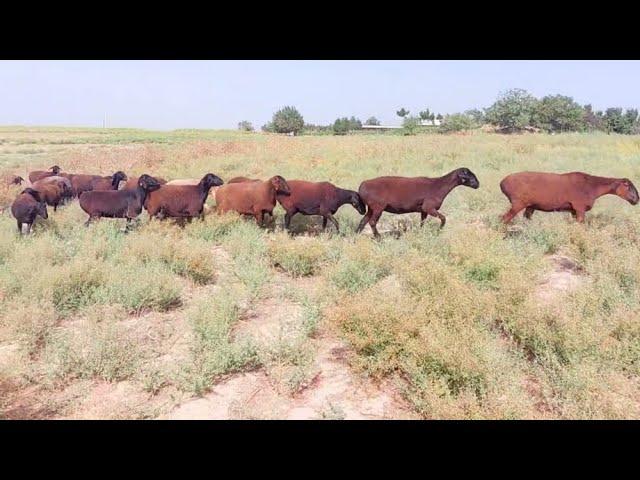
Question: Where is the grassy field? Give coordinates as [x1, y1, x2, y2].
[1, 127, 640, 419]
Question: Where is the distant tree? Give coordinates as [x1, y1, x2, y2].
[436, 113, 443, 120]
[271, 106, 304, 135]
[365, 116, 380, 126]
[465, 109, 485, 125]
[534, 95, 586, 133]
[396, 108, 410, 118]
[238, 120, 254, 132]
[419, 109, 432, 121]
[439, 113, 477, 133]
[484, 88, 539, 132]
[261, 122, 274, 133]
[402, 116, 421, 135]
[583, 104, 604, 131]
[603, 108, 625, 134]
[623, 109, 639, 134]
[332, 116, 362, 135]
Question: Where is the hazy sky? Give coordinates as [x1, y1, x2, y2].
[1, 60, 639, 130]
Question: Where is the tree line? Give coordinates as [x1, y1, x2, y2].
[237, 89, 640, 136]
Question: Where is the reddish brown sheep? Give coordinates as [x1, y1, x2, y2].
[33, 176, 73, 205]
[123, 175, 167, 191]
[276, 180, 365, 232]
[145, 173, 224, 220]
[227, 176, 259, 184]
[90, 171, 128, 191]
[356, 168, 480, 237]
[32, 183, 67, 212]
[11, 188, 48, 234]
[500, 171, 639, 223]
[215, 175, 291, 226]
[69, 171, 127, 197]
[80, 174, 162, 227]
[28, 165, 61, 184]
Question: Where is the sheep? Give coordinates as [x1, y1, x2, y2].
[276, 180, 366, 232]
[227, 176, 259, 184]
[32, 183, 67, 212]
[28, 165, 61, 184]
[122, 175, 167, 191]
[79, 174, 162, 227]
[215, 175, 291, 226]
[70, 170, 126, 197]
[90, 171, 128, 191]
[500, 171, 639, 223]
[145, 173, 224, 221]
[33, 176, 74, 205]
[11, 188, 48, 235]
[357, 168, 480, 237]
[5, 175, 24, 186]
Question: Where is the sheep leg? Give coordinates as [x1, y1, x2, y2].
[524, 207, 535, 220]
[574, 209, 586, 223]
[501, 204, 525, 224]
[284, 211, 295, 230]
[368, 209, 383, 238]
[322, 216, 327, 230]
[325, 213, 339, 232]
[16, 220, 22, 234]
[84, 216, 93, 227]
[427, 209, 446, 228]
[53, 203, 58, 212]
[255, 211, 264, 226]
[420, 211, 428, 226]
[356, 207, 372, 234]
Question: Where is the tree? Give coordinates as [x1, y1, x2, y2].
[271, 106, 304, 135]
[332, 117, 362, 135]
[439, 113, 477, 133]
[465, 109, 485, 125]
[436, 113, 443, 120]
[261, 122, 274, 133]
[396, 108, 410, 118]
[484, 88, 539, 132]
[238, 120, 254, 132]
[583, 104, 604, 131]
[402, 116, 421, 135]
[603, 108, 625, 134]
[534, 95, 586, 133]
[419, 109, 432, 121]
[365, 116, 380, 126]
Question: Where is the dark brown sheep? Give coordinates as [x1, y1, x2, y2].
[145, 173, 224, 220]
[500, 171, 639, 223]
[28, 165, 61, 184]
[11, 188, 48, 234]
[79, 174, 162, 227]
[215, 175, 291, 226]
[276, 180, 365, 232]
[356, 168, 480, 237]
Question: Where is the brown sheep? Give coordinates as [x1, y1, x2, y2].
[276, 180, 366, 232]
[500, 171, 639, 223]
[123, 175, 167, 191]
[80, 174, 162, 227]
[145, 173, 224, 220]
[11, 188, 48, 234]
[357, 168, 480, 237]
[32, 183, 66, 212]
[70, 170, 127, 197]
[5, 175, 24, 186]
[28, 165, 61, 184]
[227, 176, 259, 184]
[33, 176, 73, 204]
[215, 175, 291, 226]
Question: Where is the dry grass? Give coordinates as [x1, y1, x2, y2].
[2, 127, 640, 419]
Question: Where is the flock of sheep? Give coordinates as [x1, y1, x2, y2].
[6, 165, 639, 236]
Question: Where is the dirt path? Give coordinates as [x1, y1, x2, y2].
[162, 261, 417, 420]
